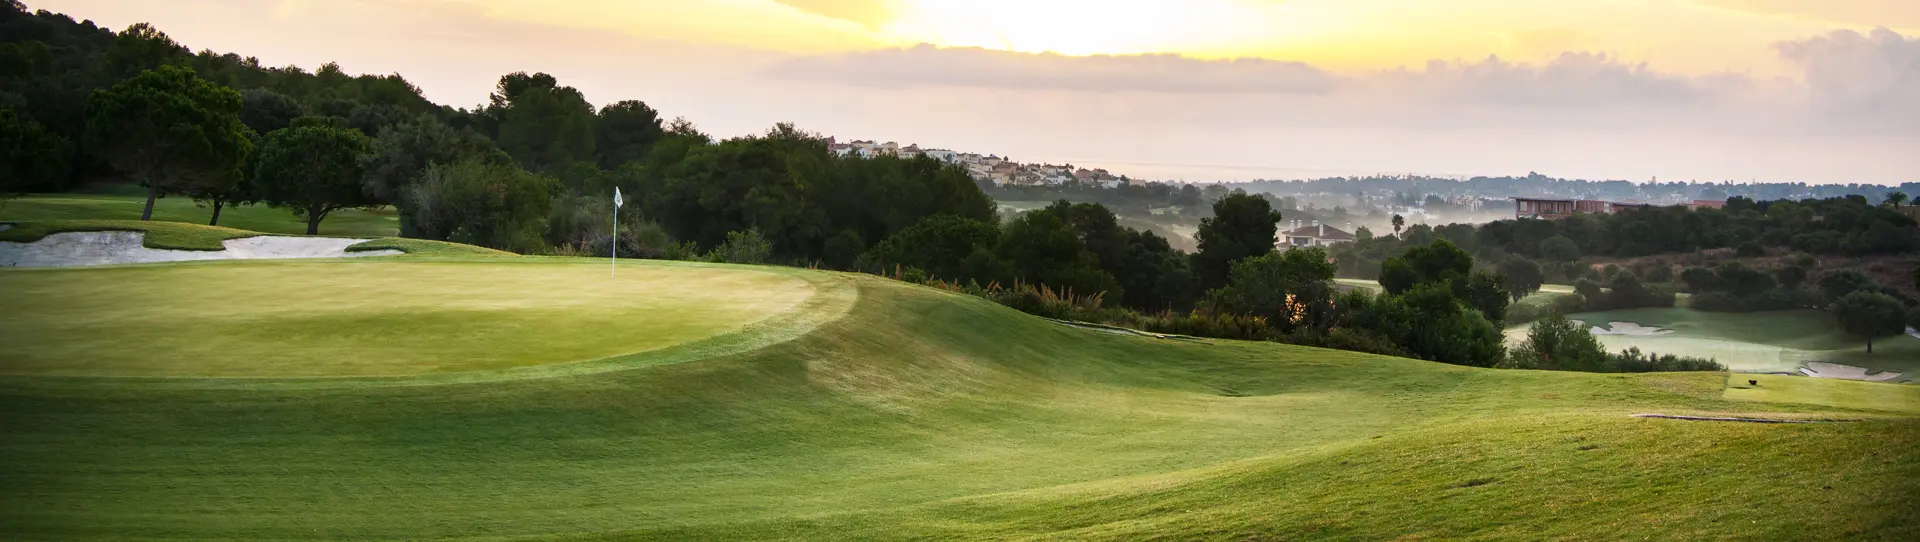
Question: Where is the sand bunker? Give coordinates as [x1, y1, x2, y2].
[1798, 362, 1905, 382]
[1586, 321, 1676, 337]
[0, 231, 401, 267]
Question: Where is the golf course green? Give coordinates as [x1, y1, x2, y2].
[0, 260, 828, 378]
[1, 245, 1916, 539]
[1512, 307, 1920, 375]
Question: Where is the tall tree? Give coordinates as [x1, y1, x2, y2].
[1391, 213, 1404, 237]
[1498, 258, 1545, 301]
[253, 118, 374, 235]
[486, 72, 595, 172]
[86, 65, 252, 220]
[188, 128, 261, 225]
[1829, 291, 1906, 354]
[595, 100, 664, 169]
[1887, 192, 1909, 208]
[1193, 192, 1282, 291]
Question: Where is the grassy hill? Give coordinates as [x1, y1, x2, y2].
[1, 253, 1915, 539]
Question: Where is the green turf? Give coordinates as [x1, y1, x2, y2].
[0, 260, 823, 378]
[0, 193, 399, 237]
[0, 219, 264, 250]
[0, 261, 1914, 540]
[344, 236, 516, 257]
[1537, 307, 1920, 374]
[1726, 373, 1920, 414]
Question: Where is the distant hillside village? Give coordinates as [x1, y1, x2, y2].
[823, 136, 1917, 230]
[825, 137, 1139, 188]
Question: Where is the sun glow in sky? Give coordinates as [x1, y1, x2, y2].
[877, 0, 1277, 57]
[29, 0, 1918, 183]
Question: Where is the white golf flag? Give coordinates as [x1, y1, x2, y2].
[613, 187, 624, 208]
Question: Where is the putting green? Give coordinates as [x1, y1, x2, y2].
[1504, 307, 1920, 374]
[0, 259, 822, 378]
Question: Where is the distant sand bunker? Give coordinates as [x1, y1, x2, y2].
[1586, 321, 1676, 336]
[0, 231, 401, 267]
[1798, 362, 1905, 382]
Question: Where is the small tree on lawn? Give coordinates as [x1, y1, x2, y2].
[254, 118, 374, 235]
[1830, 291, 1906, 354]
[86, 65, 251, 220]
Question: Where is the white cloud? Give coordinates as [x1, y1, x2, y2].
[1774, 28, 1920, 131]
[768, 45, 1340, 94]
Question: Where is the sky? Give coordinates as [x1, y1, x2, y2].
[31, 0, 1920, 184]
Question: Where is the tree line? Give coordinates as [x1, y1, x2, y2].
[5, 3, 1902, 366]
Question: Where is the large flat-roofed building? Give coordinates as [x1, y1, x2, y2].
[1514, 197, 1578, 219]
[1514, 197, 1654, 219]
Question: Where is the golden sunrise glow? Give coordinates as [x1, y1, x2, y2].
[354, 0, 1911, 74]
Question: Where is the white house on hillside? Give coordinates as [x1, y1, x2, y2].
[1277, 222, 1355, 249]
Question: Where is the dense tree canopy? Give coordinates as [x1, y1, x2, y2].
[85, 65, 251, 220]
[0, 106, 69, 194]
[1830, 292, 1907, 354]
[1193, 192, 1282, 291]
[252, 119, 373, 234]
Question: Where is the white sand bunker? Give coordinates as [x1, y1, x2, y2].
[1798, 362, 1905, 382]
[1586, 321, 1676, 336]
[0, 231, 401, 267]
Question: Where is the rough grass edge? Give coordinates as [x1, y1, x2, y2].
[345, 237, 515, 257]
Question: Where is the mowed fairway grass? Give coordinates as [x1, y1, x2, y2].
[0, 260, 821, 378]
[1512, 307, 1920, 375]
[1, 259, 1917, 540]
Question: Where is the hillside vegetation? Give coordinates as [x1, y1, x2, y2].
[1, 258, 1915, 540]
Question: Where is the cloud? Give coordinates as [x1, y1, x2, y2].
[1380, 53, 1716, 107]
[1694, 0, 1920, 29]
[1774, 28, 1920, 130]
[767, 45, 1341, 94]
[766, 44, 1725, 108]
[770, 0, 899, 28]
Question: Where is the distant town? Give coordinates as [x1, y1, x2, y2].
[826, 137, 1138, 188]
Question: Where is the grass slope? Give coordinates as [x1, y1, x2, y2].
[1552, 307, 1920, 374]
[0, 193, 398, 237]
[0, 259, 822, 378]
[0, 261, 1915, 540]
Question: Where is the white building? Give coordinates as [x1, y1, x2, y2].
[1277, 221, 1356, 249]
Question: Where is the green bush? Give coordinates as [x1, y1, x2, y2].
[1507, 314, 1723, 373]
[705, 229, 773, 264]
[1608, 348, 1726, 373]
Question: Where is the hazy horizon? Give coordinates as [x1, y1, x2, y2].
[34, 0, 1920, 185]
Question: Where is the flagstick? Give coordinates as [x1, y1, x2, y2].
[610, 193, 617, 279]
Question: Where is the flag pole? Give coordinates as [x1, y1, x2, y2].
[611, 188, 618, 279]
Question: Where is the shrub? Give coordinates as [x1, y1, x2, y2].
[1506, 314, 1609, 372]
[821, 229, 864, 269]
[405, 158, 557, 253]
[1735, 242, 1766, 257]
[1507, 314, 1724, 373]
[705, 229, 773, 264]
[1690, 291, 1743, 312]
